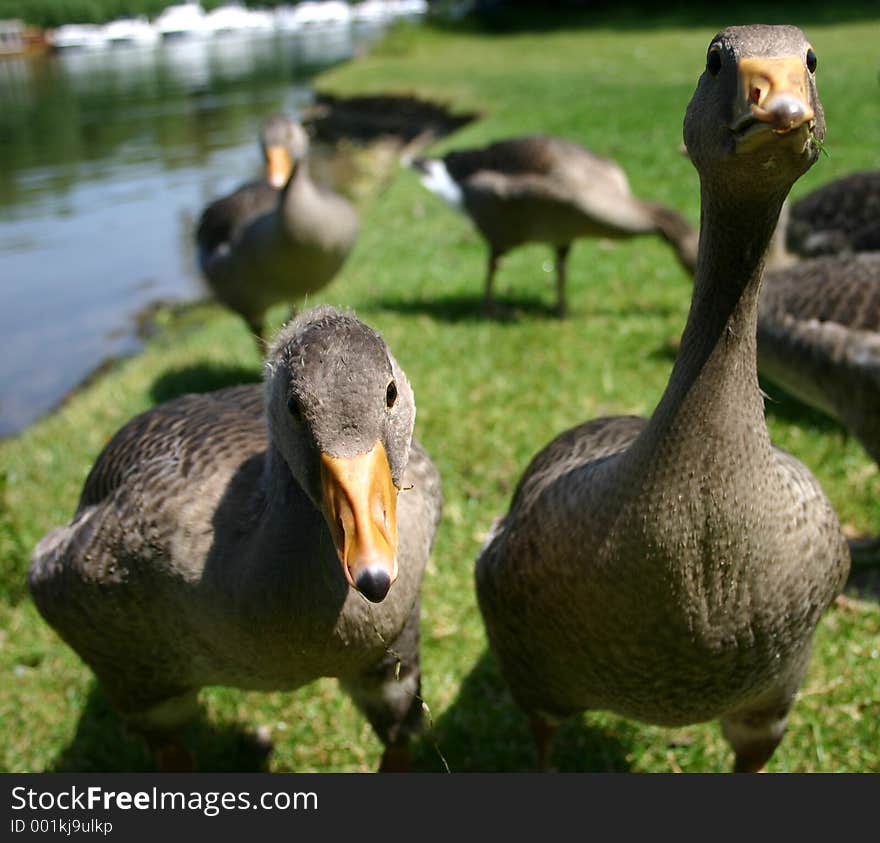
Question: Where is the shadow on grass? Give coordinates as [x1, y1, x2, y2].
[150, 363, 261, 405]
[846, 566, 880, 603]
[49, 684, 271, 773]
[760, 380, 847, 436]
[365, 292, 568, 324]
[411, 650, 633, 772]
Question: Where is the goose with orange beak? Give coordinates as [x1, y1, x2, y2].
[477, 25, 847, 773]
[270, 316, 415, 604]
[195, 115, 300, 279]
[196, 114, 359, 350]
[29, 305, 442, 772]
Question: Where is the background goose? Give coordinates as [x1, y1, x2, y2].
[781, 170, 880, 257]
[758, 252, 880, 563]
[476, 25, 849, 772]
[197, 115, 359, 347]
[28, 306, 442, 772]
[195, 114, 293, 269]
[410, 134, 697, 316]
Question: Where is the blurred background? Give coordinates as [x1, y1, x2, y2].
[0, 1, 424, 437]
[1, 1, 878, 774]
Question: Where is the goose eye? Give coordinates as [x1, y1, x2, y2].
[287, 396, 301, 420]
[386, 380, 398, 409]
[806, 48, 817, 73]
[706, 46, 722, 77]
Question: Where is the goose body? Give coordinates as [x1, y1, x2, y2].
[197, 116, 359, 345]
[760, 254, 880, 430]
[411, 134, 696, 316]
[29, 306, 441, 770]
[758, 252, 880, 558]
[475, 26, 849, 772]
[784, 170, 880, 257]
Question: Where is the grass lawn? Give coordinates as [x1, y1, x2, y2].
[1, 6, 878, 773]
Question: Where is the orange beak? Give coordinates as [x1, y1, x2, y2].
[732, 56, 814, 147]
[320, 441, 399, 603]
[265, 145, 294, 188]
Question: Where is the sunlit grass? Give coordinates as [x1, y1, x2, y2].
[1, 10, 878, 773]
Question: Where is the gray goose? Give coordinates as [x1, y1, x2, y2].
[758, 252, 880, 563]
[197, 115, 359, 347]
[28, 306, 442, 772]
[195, 115, 293, 268]
[781, 170, 880, 257]
[410, 134, 697, 317]
[475, 25, 849, 772]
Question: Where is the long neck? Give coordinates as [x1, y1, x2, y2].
[646, 202, 700, 276]
[281, 157, 312, 200]
[261, 439, 322, 524]
[636, 180, 788, 461]
[261, 441, 294, 506]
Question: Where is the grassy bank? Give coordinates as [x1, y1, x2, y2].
[2, 12, 878, 772]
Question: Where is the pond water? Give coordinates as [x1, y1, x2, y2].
[0, 22, 388, 438]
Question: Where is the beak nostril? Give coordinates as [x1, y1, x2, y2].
[769, 96, 808, 130]
[355, 566, 392, 603]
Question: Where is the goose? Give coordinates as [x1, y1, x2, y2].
[28, 306, 442, 772]
[196, 115, 359, 348]
[758, 252, 880, 563]
[475, 25, 849, 772]
[409, 134, 697, 316]
[782, 170, 880, 257]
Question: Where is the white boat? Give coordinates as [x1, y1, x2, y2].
[102, 17, 159, 48]
[50, 24, 107, 51]
[206, 4, 274, 36]
[0, 19, 25, 55]
[242, 10, 276, 33]
[352, 0, 428, 24]
[395, 0, 429, 17]
[352, 1, 391, 23]
[273, 5, 302, 32]
[155, 3, 208, 40]
[282, 1, 353, 29]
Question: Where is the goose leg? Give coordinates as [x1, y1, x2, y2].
[150, 739, 195, 773]
[725, 724, 786, 774]
[483, 247, 503, 316]
[339, 598, 424, 773]
[244, 314, 266, 356]
[848, 534, 880, 569]
[529, 715, 558, 772]
[120, 688, 201, 772]
[554, 244, 571, 318]
[720, 659, 806, 772]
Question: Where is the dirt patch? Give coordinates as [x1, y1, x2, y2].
[303, 91, 479, 148]
[302, 92, 480, 206]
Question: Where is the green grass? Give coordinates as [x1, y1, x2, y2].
[2, 11, 879, 773]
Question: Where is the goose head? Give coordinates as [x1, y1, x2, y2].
[264, 307, 415, 603]
[260, 114, 310, 189]
[684, 25, 824, 196]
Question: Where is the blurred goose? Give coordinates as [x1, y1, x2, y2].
[758, 252, 880, 562]
[782, 170, 880, 257]
[29, 306, 442, 772]
[410, 134, 697, 316]
[197, 115, 359, 347]
[476, 26, 849, 772]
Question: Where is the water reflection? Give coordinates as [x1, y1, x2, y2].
[0, 23, 385, 437]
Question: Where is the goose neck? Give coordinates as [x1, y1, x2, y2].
[643, 184, 788, 450]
